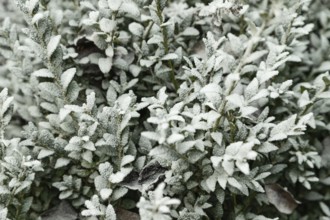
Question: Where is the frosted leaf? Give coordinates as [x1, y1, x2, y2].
[176, 141, 196, 154]
[99, 57, 113, 73]
[121, 155, 135, 167]
[61, 68, 76, 92]
[147, 35, 163, 44]
[298, 91, 311, 108]
[181, 27, 199, 36]
[129, 22, 144, 36]
[200, 83, 222, 102]
[269, 115, 297, 141]
[38, 149, 55, 159]
[121, 1, 140, 18]
[39, 82, 61, 97]
[244, 78, 259, 100]
[47, 35, 61, 58]
[32, 68, 54, 78]
[105, 204, 116, 220]
[317, 91, 330, 99]
[244, 50, 268, 64]
[161, 53, 179, 61]
[99, 18, 116, 33]
[108, 0, 122, 11]
[55, 158, 71, 169]
[100, 188, 113, 201]
[167, 133, 184, 144]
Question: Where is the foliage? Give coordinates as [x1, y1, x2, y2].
[0, 0, 329, 219]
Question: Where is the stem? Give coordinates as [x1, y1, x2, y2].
[212, 21, 266, 132]
[155, 0, 179, 91]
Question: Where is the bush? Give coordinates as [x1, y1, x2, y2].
[0, 0, 330, 219]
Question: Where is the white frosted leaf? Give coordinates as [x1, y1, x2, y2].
[61, 68, 76, 92]
[235, 160, 250, 175]
[38, 149, 55, 159]
[105, 204, 116, 220]
[200, 83, 222, 102]
[120, 155, 135, 167]
[181, 27, 200, 36]
[269, 115, 296, 141]
[47, 35, 61, 58]
[176, 141, 196, 154]
[55, 158, 70, 169]
[298, 91, 311, 108]
[167, 133, 184, 144]
[39, 82, 61, 96]
[108, 0, 122, 11]
[244, 78, 259, 100]
[129, 22, 144, 36]
[141, 131, 160, 141]
[120, 1, 140, 18]
[99, 57, 113, 73]
[244, 50, 268, 64]
[211, 132, 223, 146]
[161, 53, 179, 61]
[32, 68, 54, 78]
[99, 18, 116, 33]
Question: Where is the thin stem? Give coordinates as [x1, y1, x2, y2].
[213, 21, 266, 132]
[155, 0, 179, 91]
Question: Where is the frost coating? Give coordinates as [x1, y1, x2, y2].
[0, 0, 329, 219]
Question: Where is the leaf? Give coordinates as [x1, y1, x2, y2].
[298, 91, 311, 108]
[105, 204, 116, 220]
[61, 68, 76, 92]
[200, 83, 222, 102]
[99, 57, 113, 73]
[129, 22, 144, 36]
[265, 184, 299, 214]
[32, 68, 54, 78]
[317, 61, 330, 72]
[39, 82, 61, 97]
[41, 201, 78, 220]
[38, 149, 55, 159]
[320, 202, 330, 216]
[269, 115, 297, 141]
[161, 53, 179, 61]
[181, 27, 200, 36]
[258, 142, 278, 153]
[317, 91, 330, 99]
[244, 50, 268, 64]
[176, 141, 196, 154]
[121, 155, 135, 167]
[245, 78, 259, 100]
[47, 35, 61, 58]
[55, 158, 71, 169]
[108, 0, 122, 11]
[120, 1, 140, 18]
[167, 133, 184, 144]
[100, 188, 113, 200]
[147, 35, 163, 44]
[99, 18, 116, 33]
[211, 132, 223, 146]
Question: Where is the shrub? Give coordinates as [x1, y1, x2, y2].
[0, 0, 330, 219]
